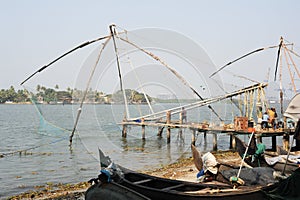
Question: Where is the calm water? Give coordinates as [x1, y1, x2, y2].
[0, 103, 278, 198]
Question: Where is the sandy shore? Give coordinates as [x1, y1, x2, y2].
[8, 157, 196, 200]
[9, 151, 244, 199]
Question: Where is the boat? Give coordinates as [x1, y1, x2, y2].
[19, 25, 300, 199]
[85, 149, 278, 200]
[234, 134, 299, 174]
[85, 179, 151, 200]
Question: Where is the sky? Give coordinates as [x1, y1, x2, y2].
[1, 0, 300, 94]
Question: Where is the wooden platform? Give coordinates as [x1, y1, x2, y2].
[119, 119, 295, 151]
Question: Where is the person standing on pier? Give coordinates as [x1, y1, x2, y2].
[268, 108, 276, 130]
[181, 107, 187, 123]
[262, 112, 269, 129]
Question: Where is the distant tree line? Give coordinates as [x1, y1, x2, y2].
[0, 86, 30, 103]
[0, 85, 152, 104]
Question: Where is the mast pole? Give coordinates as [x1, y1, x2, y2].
[274, 37, 283, 81]
[109, 24, 130, 119]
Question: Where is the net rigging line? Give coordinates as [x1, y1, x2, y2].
[123, 30, 155, 116]
[1, 94, 70, 157]
[69, 36, 112, 145]
[116, 33, 223, 122]
[126, 83, 267, 122]
[20, 35, 111, 86]
[209, 41, 294, 79]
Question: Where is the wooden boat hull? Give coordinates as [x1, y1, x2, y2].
[85, 181, 151, 200]
[85, 148, 278, 200]
[118, 167, 277, 200]
[85, 165, 277, 200]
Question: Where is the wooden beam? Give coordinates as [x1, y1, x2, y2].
[166, 111, 171, 143]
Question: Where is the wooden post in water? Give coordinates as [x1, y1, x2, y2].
[191, 129, 196, 145]
[166, 111, 171, 143]
[122, 125, 127, 138]
[157, 126, 164, 137]
[178, 110, 183, 137]
[141, 118, 145, 140]
[282, 134, 289, 151]
[229, 133, 236, 149]
[213, 133, 218, 150]
[122, 116, 127, 138]
[272, 136, 277, 151]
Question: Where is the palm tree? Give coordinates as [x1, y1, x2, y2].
[36, 84, 41, 92]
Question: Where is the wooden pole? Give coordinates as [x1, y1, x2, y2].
[283, 134, 289, 151]
[191, 129, 196, 145]
[179, 110, 183, 138]
[166, 111, 171, 143]
[157, 126, 163, 137]
[141, 118, 145, 140]
[122, 125, 127, 138]
[213, 133, 218, 151]
[229, 134, 236, 150]
[272, 136, 277, 151]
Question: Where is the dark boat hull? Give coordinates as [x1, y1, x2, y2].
[86, 148, 278, 200]
[118, 167, 276, 200]
[85, 181, 151, 200]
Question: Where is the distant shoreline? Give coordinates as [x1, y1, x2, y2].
[1, 102, 32, 105]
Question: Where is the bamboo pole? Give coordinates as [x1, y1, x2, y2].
[166, 111, 171, 143]
[141, 118, 145, 140]
[213, 133, 218, 150]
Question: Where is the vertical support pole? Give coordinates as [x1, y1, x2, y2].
[122, 115, 127, 138]
[203, 131, 208, 150]
[178, 111, 183, 138]
[141, 118, 145, 140]
[122, 124, 127, 138]
[229, 134, 236, 149]
[213, 133, 218, 151]
[166, 111, 171, 144]
[191, 129, 196, 145]
[283, 134, 289, 151]
[157, 126, 163, 137]
[272, 136, 277, 151]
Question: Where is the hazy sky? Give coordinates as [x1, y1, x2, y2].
[1, 0, 300, 92]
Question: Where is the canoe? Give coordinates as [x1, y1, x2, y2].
[85, 180, 150, 200]
[85, 149, 278, 200]
[118, 166, 276, 200]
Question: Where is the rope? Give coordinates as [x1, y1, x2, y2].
[118, 36, 223, 121]
[69, 36, 112, 145]
[282, 45, 297, 93]
[249, 90, 254, 120]
[210, 45, 279, 78]
[284, 44, 300, 79]
[20, 35, 111, 85]
[123, 32, 155, 116]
